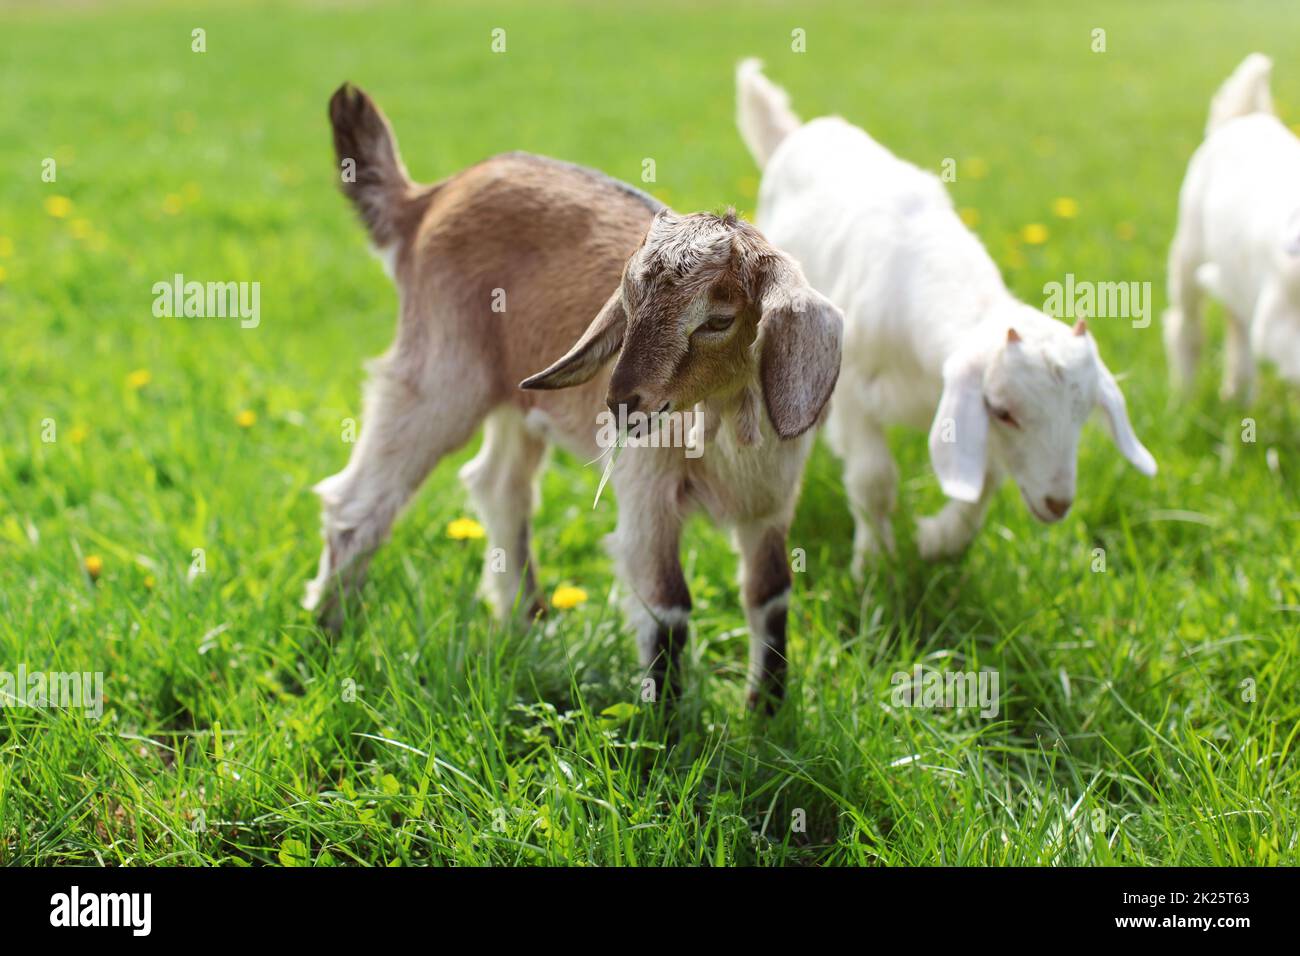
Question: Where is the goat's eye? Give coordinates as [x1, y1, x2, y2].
[701, 313, 735, 333]
[986, 401, 1019, 428]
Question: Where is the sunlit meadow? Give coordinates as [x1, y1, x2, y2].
[1, 0, 1297, 865]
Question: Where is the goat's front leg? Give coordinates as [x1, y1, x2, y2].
[608, 475, 690, 705]
[735, 520, 792, 712]
[916, 469, 1000, 561]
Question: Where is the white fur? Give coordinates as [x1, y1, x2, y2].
[1164, 53, 1300, 397]
[736, 61, 1156, 569]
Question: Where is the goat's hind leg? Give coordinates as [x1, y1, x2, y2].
[304, 349, 493, 630]
[1221, 308, 1256, 403]
[826, 395, 899, 580]
[459, 406, 548, 620]
[836, 420, 898, 581]
[1162, 224, 1206, 394]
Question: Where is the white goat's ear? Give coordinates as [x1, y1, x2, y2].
[928, 347, 988, 502]
[756, 265, 843, 439]
[520, 288, 627, 390]
[1094, 356, 1157, 476]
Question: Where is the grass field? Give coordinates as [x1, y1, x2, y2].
[1, 0, 1298, 866]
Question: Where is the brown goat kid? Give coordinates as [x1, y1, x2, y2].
[306, 84, 843, 708]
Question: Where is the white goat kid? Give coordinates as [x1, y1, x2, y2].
[1165, 53, 1300, 399]
[735, 60, 1156, 574]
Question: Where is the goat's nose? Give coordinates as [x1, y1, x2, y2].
[607, 392, 643, 417]
[1044, 496, 1072, 519]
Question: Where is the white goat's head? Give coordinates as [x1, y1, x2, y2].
[928, 310, 1156, 522]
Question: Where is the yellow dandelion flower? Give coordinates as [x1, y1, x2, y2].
[1051, 197, 1078, 219]
[126, 369, 152, 389]
[85, 555, 103, 580]
[0, 265, 7, 284]
[235, 409, 257, 428]
[162, 194, 183, 215]
[0, 236, 13, 257]
[68, 425, 88, 443]
[965, 157, 989, 180]
[44, 195, 73, 218]
[447, 517, 485, 540]
[70, 218, 93, 240]
[144, 575, 156, 590]
[958, 207, 981, 228]
[551, 585, 588, 610]
[1116, 221, 1137, 241]
[1020, 223, 1049, 245]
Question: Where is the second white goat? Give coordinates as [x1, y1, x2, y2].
[736, 60, 1156, 574]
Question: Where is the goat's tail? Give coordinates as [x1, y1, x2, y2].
[1206, 53, 1274, 136]
[736, 59, 801, 169]
[329, 83, 416, 246]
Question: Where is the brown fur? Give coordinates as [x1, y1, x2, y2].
[307, 85, 842, 712]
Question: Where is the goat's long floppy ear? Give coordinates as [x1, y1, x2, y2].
[1093, 354, 1157, 476]
[520, 288, 627, 390]
[756, 260, 843, 439]
[928, 347, 989, 502]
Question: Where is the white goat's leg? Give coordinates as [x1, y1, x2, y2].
[304, 349, 493, 630]
[838, 421, 898, 580]
[1220, 309, 1256, 403]
[607, 468, 689, 705]
[735, 520, 793, 712]
[459, 406, 548, 620]
[1163, 229, 1205, 394]
[917, 470, 999, 561]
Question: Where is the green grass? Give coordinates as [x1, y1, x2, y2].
[1, 0, 1298, 866]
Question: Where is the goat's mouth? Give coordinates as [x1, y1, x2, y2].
[621, 401, 673, 441]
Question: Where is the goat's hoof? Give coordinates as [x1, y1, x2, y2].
[916, 517, 967, 562]
[1218, 383, 1253, 406]
[745, 685, 785, 715]
[304, 585, 345, 635]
